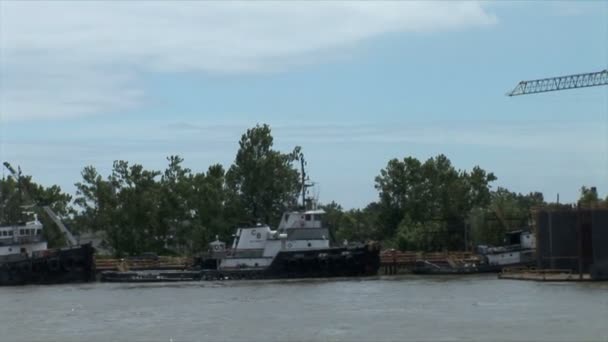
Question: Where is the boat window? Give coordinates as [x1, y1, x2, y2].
[20, 229, 24, 235]
[9, 231, 13, 236]
[305, 214, 311, 221]
[2, 231, 6, 236]
[37, 229, 42, 235]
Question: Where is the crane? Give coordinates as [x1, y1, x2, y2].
[507, 69, 608, 96]
[2, 162, 78, 246]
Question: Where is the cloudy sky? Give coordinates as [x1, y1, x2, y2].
[0, 1, 607, 208]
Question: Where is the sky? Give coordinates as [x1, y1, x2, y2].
[0, 1, 607, 209]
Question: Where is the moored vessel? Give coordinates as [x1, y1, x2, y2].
[195, 155, 381, 280]
[0, 162, 95, 286]
[197, 212, 381, 280]
[0, 213, 95, 286]
[412, 229, 536, 275]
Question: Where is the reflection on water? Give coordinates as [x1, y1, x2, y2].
[1, 275, 607, 342]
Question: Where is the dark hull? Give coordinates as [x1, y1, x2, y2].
[0, 244, 95, 286]
[411, 261, 535, 275]
[201, 243, 381, 281]
[100, 244, 381, 283]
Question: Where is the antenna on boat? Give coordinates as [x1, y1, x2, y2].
[299, 152, 313, 209]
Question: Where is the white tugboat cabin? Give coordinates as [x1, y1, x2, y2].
[0, 214, 48, 258]
[478, 230, 536, 267]
[216, 209, 330, 270]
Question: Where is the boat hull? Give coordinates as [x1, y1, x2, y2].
[0, 243, 95, 286]
[201, 243, 381, 281]
[99, 244, 381, 283]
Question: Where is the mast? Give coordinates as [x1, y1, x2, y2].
[299, 152, 312, 209]
[300, 153, 306, 208]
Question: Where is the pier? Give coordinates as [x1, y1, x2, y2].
[94, 256, 192, 272]
[499, 267, 592, 282]
[380, 250, 478, 275]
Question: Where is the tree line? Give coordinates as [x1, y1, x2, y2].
[1, 124, 605, 256]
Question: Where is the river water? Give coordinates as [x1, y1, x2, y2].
[1, 275, 607, 342]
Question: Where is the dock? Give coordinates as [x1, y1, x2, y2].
[380, 250, 478, 275]
[94, 256, 192, 272]
[499, 267, 593, 282]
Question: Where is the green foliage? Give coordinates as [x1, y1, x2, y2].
[71, 124, 304, 256]
[7, 124, 593, 256]
[73, 157, 233, 256]
[395, 216, 448, 251]
[578, 186, 604, 206]
[374, 154, 496, 250]
[469, 188, 544, 247]
[225, 124, 301, 227]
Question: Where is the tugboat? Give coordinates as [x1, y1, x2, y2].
[476, 229, 536, 271]
[197, 154, 381, 280]
[0, 162, 95, 286]
[0, 211, 95, 286]
[411, 229, 536, 275]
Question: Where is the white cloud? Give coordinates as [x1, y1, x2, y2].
[0, 1, 497, 121]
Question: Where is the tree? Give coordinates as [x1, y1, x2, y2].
[74, 157, 232, 256]
[374, 154, 496, 250]
[74, 161, 162, 256]
[188, 164, 230, 252]
[374, 157, 425, 238]
[578, 186, 603, 206]
[395, 215, 448, 251]
[469, 188, 544, 247]
[225, 124, 301, 227]
[73, 165, 117, 234]
[158, 156, 194, 254]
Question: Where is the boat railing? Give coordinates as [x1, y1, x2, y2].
[16, 235, 45, 244]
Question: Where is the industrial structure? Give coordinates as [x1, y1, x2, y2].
[507, 69, 608, 280]
[507, 69, 608, 96]
[534, 206, 608, 280]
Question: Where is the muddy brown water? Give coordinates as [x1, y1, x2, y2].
[1, 274, 607, 342]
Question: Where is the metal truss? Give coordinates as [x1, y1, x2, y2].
[508, 69, 608, 96]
